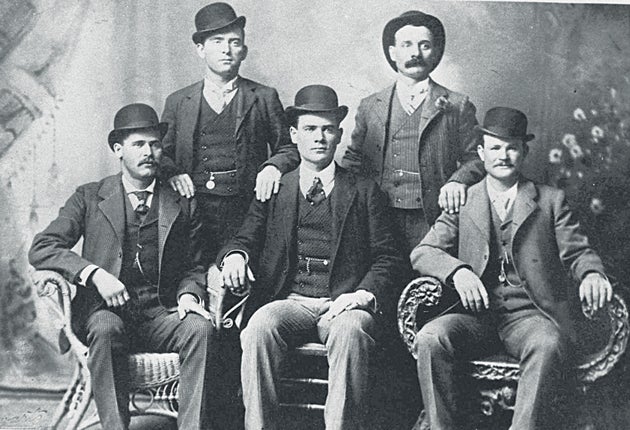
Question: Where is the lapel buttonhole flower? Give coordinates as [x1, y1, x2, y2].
[435, 96, 452, 112]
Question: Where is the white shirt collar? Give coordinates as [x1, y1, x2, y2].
[122, 176, 156, 194]
[204, 75, 240, 95]
[299, 162, 336, 197]
[396, 77, 430, 99]
[486, 180, 519, 215]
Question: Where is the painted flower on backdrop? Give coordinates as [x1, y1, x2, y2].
[549, 148, 563, 164]
[548, 85, 630, 217]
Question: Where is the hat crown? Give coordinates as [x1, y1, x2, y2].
[113, 103, 160, 130]
[294, 85, 340, 111]
[382, 10, 445, 72]
[478, 107, 534, 141]
[192, 2, 245, 43]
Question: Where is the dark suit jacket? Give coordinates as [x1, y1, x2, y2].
[29, 174, 206, 333]
[411, 177, 606, 341]
[217, 166, 405, 319]
[160, 77, 300, 196]
[342, 79, 484, 224]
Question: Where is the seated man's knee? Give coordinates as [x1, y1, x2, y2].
[327, 310, 376, 348]
[240, 308, 280, 345]
[525, 328, 567, 359]
[86, 310, 126, 345]
[180, 313, 216, 342]
[413, 322, 454, 357]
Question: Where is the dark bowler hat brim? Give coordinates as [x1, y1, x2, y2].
[286, 85, 348, 123]
[382, 11, 445, 71]
[475, 107, 535, 142]
[107, 103, 168, 149]
[192, 2, 246, 44]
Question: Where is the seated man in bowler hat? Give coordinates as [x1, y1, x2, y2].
[29, 104, 220, 430]
[411, 107, 613, 429]
[218, 85, 405, 430]
[160, 2, 299, 263]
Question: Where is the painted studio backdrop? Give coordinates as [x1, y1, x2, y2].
[1, 0, 629, 406]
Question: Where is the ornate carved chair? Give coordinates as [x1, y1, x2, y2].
[397, 276, 629, 429]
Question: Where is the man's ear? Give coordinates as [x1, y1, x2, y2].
[195, 42, 205, 59]
[241, 44, 248, 61]
[112, 142, 123, 159]
[289, 126, 298, 144]
[476, 144, 485, 161]
[522, 142, 530, 157]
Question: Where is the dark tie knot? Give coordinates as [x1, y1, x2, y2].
[131, 191, 151, 215]
[306, 177, 326, 206]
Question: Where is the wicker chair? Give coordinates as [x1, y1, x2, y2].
[33, 269, 180, 429]
[397, 276, 629, 429]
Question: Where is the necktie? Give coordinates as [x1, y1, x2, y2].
[495, 196, 510, 221]
[306, 177, 326, 206]
[405, 88, 427, 115]
[131, 191, 150, 216]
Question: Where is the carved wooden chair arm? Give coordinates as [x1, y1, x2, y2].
[31, 269, 88, 358]
[397, 276, 630, 383]
[397, 276, 448, 359]
[206, 264, 249, 331]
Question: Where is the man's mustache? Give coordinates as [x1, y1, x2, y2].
[405, 57, 426, 68]
[139, 158, 157, 166]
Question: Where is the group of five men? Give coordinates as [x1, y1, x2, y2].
[29, 2, 613, 430]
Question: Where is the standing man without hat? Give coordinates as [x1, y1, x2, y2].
[342, 11, 485, 256]
[160, 2, 299, 264]
[411, 107, 613, 429]
[218, 85, 405, 430]
[29, 104, 220, 429]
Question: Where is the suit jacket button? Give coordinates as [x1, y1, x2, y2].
[118, 251, 122, 258]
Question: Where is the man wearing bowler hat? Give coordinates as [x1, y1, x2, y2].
[411, 107, 613, 429]
[217, 85, 404, 430]
[160, 2, 299, 264]
[342, 10, 484, 257]
[29, 104, 221, 429]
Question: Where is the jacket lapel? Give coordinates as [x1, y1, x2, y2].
[511, 179, 538, 242]
[464, 178, 492, 244]
[329, 168, 356, 271]
[157, 183, 182, 274]
[235, 78, 258, 136]
[277, 169, 300, 251]
[418, 79, 447, 139]
[97, 174, 126, 247]
[373, 86, 393, 127]
[180, 82, 203, 153]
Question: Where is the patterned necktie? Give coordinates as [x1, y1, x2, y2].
[495, 195, 511, 221]
[131, 191, 150, 216]
[306, 177, 326, 206]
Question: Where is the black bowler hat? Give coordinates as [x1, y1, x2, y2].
[285, 85, 348, 123]
[476, 107, 535, 142]
[107, 103, 168, 149]
[192, 2, 246, 44]
[382, 11, 445, 71]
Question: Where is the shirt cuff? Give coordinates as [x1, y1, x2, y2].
[77, 264, 100, 287]
[221, 250, 249, 268]
[178, 292, 204, 308]
[356, 289, 378, 313]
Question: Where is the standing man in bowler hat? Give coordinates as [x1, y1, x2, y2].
[218, 85, 404, 430]
[29, 104, 220, 429]
[160, 2, 299, 263]
[411, 107, 613, 429]
[342, 10, 484, 257]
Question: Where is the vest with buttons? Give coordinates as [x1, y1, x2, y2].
[290, 190, 335, 298]
[119, 189, 160, 304]
[382, 93, 423, 209]
[191, 93, 238, 196]
[482, 202, 534, 312]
